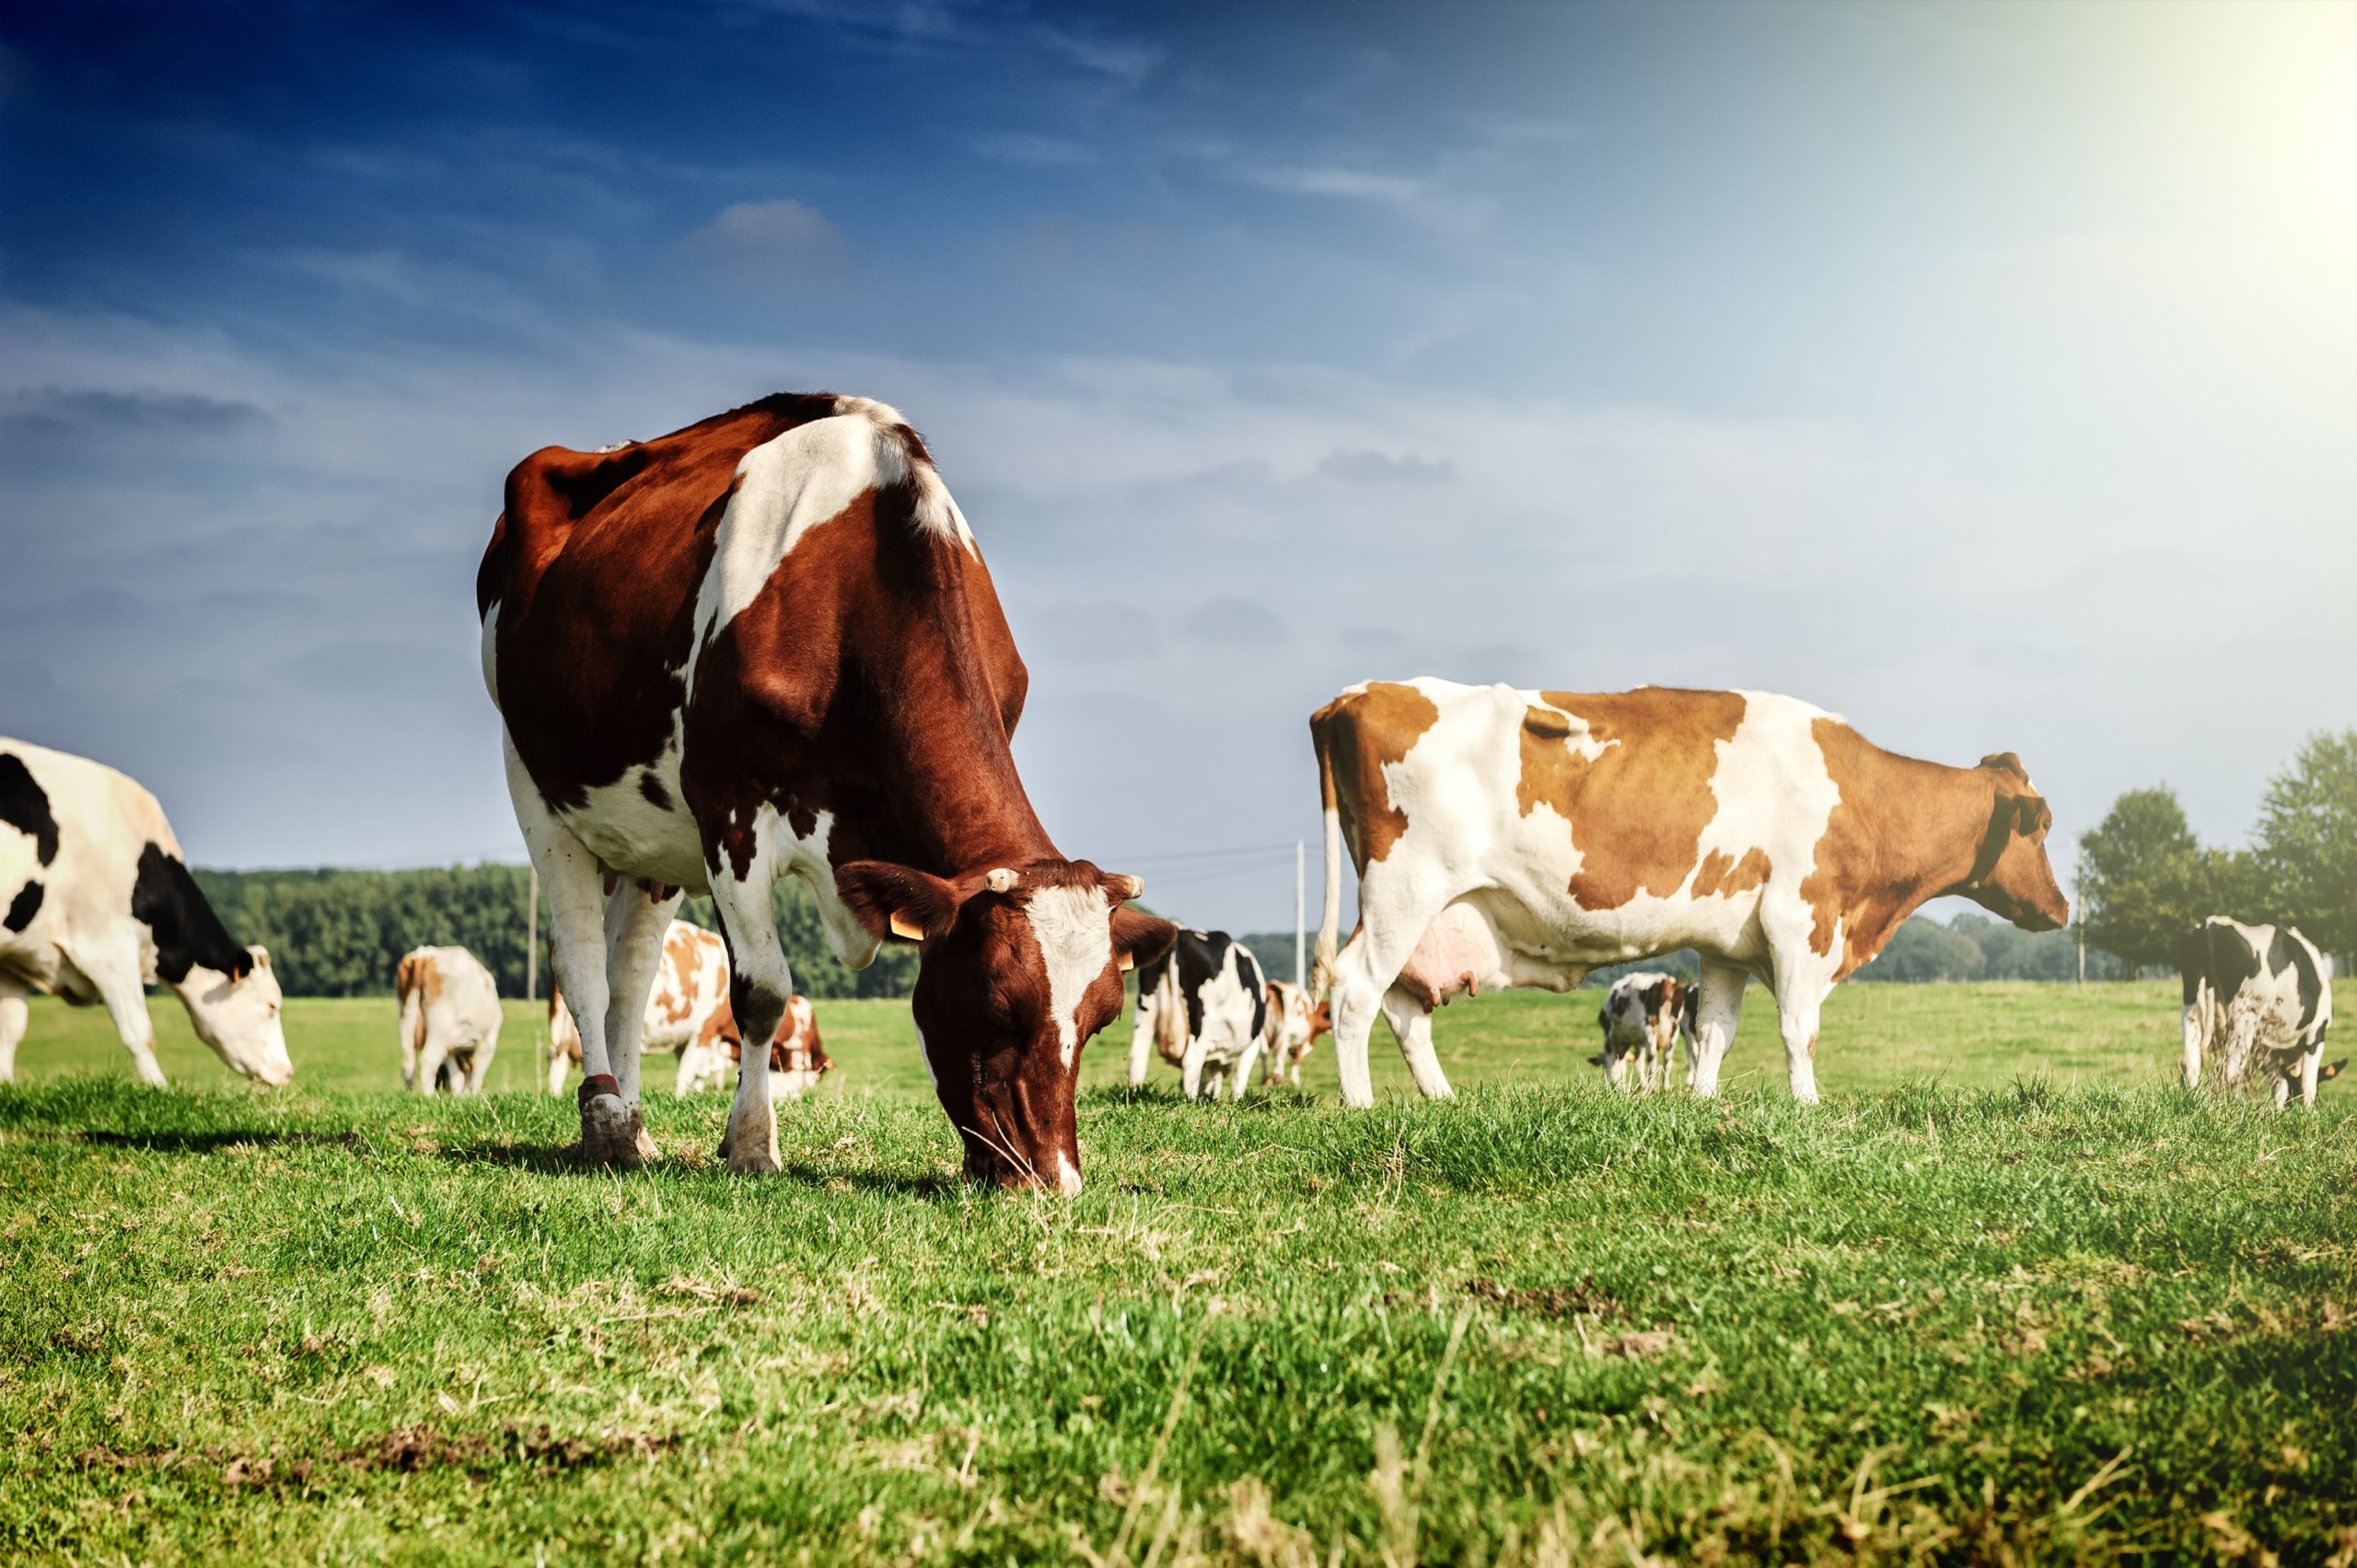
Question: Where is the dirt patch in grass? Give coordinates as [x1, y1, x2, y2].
[66, 1423, 677, 1490]
[1464, 1274, 1628, 1320]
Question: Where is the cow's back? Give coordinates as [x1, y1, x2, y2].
[2, 740, 180, 976]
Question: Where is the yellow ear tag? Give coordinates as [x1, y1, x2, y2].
[889, 912, 926, 942]
[1119, 951, 1134, 972]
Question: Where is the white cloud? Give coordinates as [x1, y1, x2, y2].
[682, 198, 844, 284]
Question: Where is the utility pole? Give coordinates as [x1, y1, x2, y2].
[2074, 844, 2086, 985]
[1295, 838, 1306, 990]
[526, 865, 540, 1002]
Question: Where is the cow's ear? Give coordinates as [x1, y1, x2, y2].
[248, 945, 271, 973]
[225, 947, 256, 982]
[1587, 1051, 1607, 1067]
[1111, 906, 1177, 971]
[1979, 751, 2028, 779]
[2014, 794, 2051, 836]
[834, 861, 963, 944]
[2322, 1058, 2346, 1082]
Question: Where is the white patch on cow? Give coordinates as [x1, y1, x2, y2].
[1026, 883, 1112, 1066]
[684, 406, 978, 697]
[553, 745, 705, 892]
[1053, 1149, 1083, 1196]
[478, 601, 500, 708]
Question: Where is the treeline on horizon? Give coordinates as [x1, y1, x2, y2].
[190, 865, 918, 1001]
[189, 727, 2350, 999]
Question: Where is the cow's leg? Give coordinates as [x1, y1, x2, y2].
[505, 738, 634, 1166]
[466, 1026, 497, 1094]
[711, 872, 791, 1175]
[414, 1030, 454, 1098]
[602, 884, 680, 1162]
[1127, 994, 1157, 1089]
[1328, 876, 1454, 1109]
[1179, 1033, 1210, 1100]
[2181, 991, 2208, 1091]
[1775, 988, 1825, 1105]
[2271, 1071, 2293, 1109]
[0, 977, 28, 1081]
[546, 1046, 570, 1098]
[2297, 1048, 2323, 1109]
[1686, 959, 1747, 1098]
[1235, 1040, 1265, 1096]
[1380, 984, 1453, 1100]
[80, 941, 168, 1087]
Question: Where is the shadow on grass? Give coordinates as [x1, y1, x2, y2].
[434, 1138, 964, 1197]
[4, 1128, 367, 1155]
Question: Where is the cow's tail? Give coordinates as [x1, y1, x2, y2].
[1310, 710, 1345, 999]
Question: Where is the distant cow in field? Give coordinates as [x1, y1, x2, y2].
[1128, 929, 1270, 1099]
[0, 739, 291, 1087]
[1311, 679, 2069, 1106]
[480, 392, 1172, 1186]
[1591, 971, 1695, 1092]
[548, 920, 831, 1101]
[2177, 916, 2338, 1107]
[1260, 980, 1331, 1088]
[686, 992, 834, 1100]
[395, 946, 500, 1094]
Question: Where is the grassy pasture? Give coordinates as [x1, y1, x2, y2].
[3, 981, 2352, 1564]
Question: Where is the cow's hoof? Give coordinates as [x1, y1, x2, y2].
[717, 1118, 781, 1174]
[578, 1079, 643, 1170]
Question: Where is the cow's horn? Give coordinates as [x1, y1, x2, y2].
[984, 867, 1020, 893]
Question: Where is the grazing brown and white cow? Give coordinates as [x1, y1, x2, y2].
[1310, 680, 2068, 1106]
[394, 946, 500, 1094]
[2177, 916, 2338, 1107]
[0, 739, 291, 1087]
[1260, 980, 1331, 1088]
[480, 393, 1174, 1187]
[1590, 971, 1695, 1092]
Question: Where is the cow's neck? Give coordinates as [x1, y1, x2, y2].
[857, 583, 1056, 877]
[1834, 746, 2002, 965]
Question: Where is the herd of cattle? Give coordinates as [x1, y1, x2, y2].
[0, 390, 2340, 1187]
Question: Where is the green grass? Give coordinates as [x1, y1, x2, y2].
[3, 982, 2351, 1564]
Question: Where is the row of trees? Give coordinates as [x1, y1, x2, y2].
[2078, 729, 2356, 970]
[192, 865, 917, 1000]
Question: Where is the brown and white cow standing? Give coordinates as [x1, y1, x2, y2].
[394, 946, 500, 1094]
[479, 393, 1174, 1186]
[1310, 679, 2069, 1106]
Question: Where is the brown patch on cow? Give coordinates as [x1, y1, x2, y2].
[1309, 682, 1442, 870]
[656, 928, 699, 1026]
[1690, 846, 1771, 899]
[1516, 690, 1747, 909]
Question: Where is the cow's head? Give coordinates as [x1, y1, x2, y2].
[1958, 754, 2070, 933]
[180, 946, 293, 1086]
[837, 858, 1176, 1193]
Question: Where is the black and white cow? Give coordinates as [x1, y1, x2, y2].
[0, 740, 291, 1086]
[1127, 929, 1270, 1100]
[1589, 970, 1697, 1092]
[2177, 916, 2338, 1108]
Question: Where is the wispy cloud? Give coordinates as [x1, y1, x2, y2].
[682, 197, 845, 285]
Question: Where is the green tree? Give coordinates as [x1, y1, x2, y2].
[2255, 728, 2357, 959]
[2079, 787, 2217, 973]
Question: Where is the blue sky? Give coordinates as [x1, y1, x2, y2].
[3, 0, 2352, 934]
